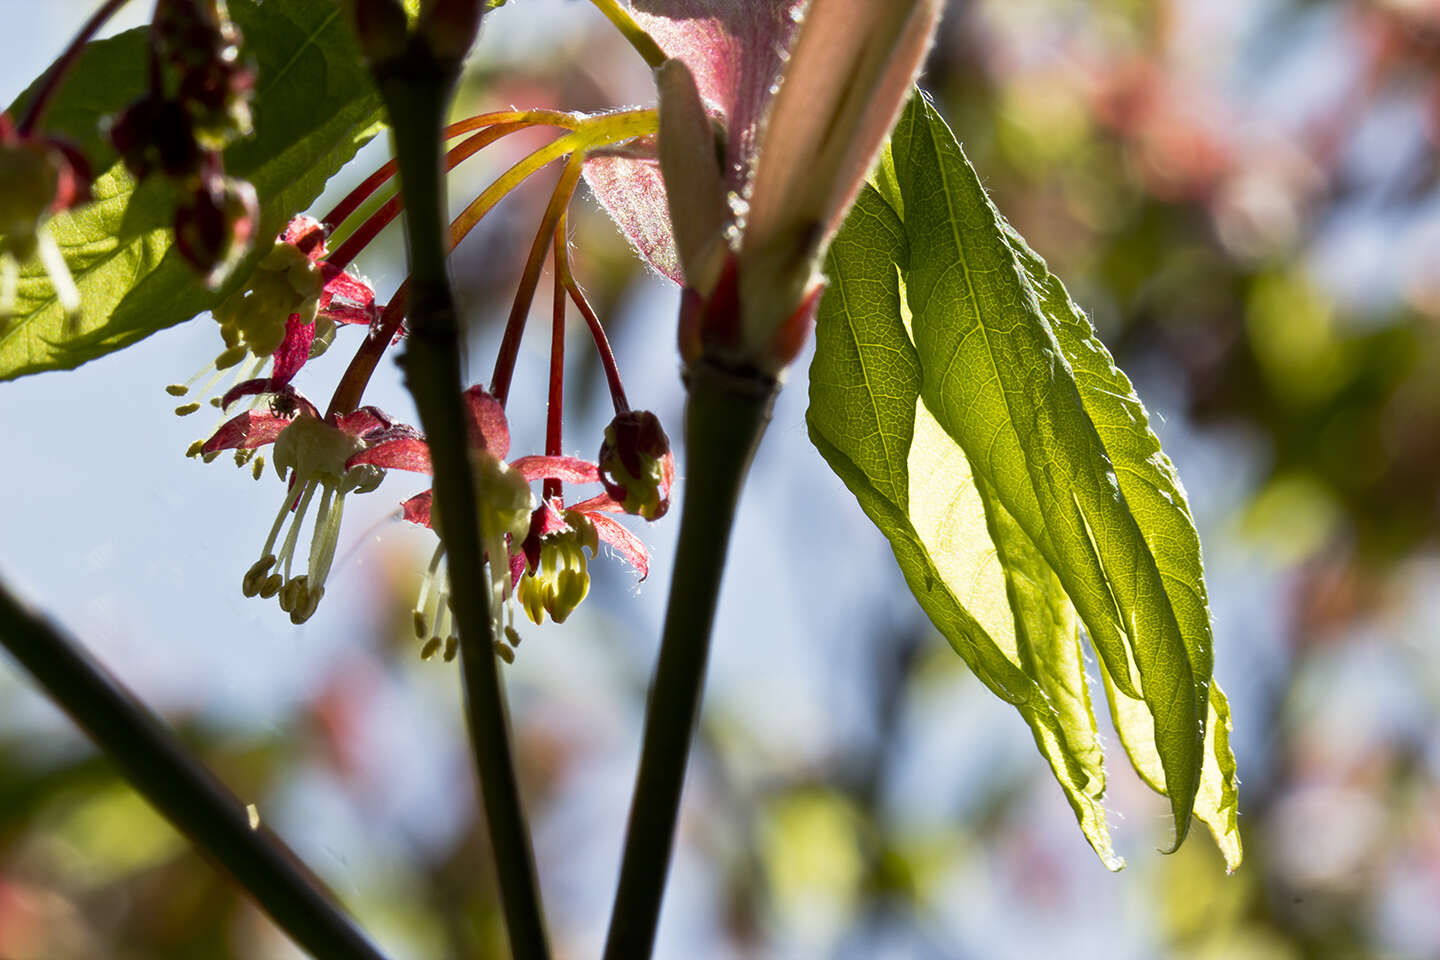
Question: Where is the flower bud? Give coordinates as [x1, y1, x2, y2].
[344, 0, 410, 64]
[598, 410, 674, 521]
[174, 172, 257, 288]
[418, 0, 484, 64]
[179, 58, 255, 148]
[153, 0, 242, 73]
[110, 96, 202, 180]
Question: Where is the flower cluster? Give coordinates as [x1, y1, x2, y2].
[112, 0, 258, 285]
[169, 214, 379, 440]
[186, 100, 676, 660]
[174, 0, 935, 666]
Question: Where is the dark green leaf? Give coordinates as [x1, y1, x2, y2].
[0, 0, 384, 381]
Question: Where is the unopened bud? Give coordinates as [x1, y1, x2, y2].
[345, 0, 409, 64]
[418, 0, 483, 64]
[598, 410, 674, 520]
[109, 96, 201, 180]
[174, 172, 257, 288]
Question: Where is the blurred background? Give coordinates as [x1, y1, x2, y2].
[2, 0, 1440, 957]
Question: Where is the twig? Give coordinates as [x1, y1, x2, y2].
[0, 579, 390, 960]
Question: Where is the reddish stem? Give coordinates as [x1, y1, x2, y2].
[326, 123, 527, 271]
[18, 0, 133, 134]
[489, 157, 583, 407]
[559, 247, 628, 415]
[324, 282, 409, 418]
[543, 231, 566, 503]
[321, 111, 578, 230]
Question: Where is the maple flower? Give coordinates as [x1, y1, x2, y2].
[170, 214, 378, 426]
[597, 409, 674, 521]
[0, 113, 89, 323]
[349, 386, 649, 658]
[201, 382, 404, 623]
[210, 214, 377, 372]
[584, 0, 943, 374]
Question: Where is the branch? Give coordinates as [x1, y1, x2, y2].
[370, 38, 551, 960]
[0, 579, 389, 960]
[602, 360, 778, 959]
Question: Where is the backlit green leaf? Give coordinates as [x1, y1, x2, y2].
[0, 0, 384, 381]
[808, 184, 1121, 868]
[1002, 213, 1242, 870]
[888, 94, 1203, 849]
[809, 93, 1240, 869]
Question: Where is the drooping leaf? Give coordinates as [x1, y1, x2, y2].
[809, 93, 1239, 869]
[887, 93, 1204, 849]
[0, 0, 385, 381]
[807, 185, 1121, 868]
[1000, 214, 1242, 870]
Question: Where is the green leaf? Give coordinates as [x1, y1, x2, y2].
[887, 94, 1204, 850]
[809, 93, 1240, 869]
[808, 185, 1121, 869]
[0, 0, 385, 381]
[1001, 214, 1242, 870]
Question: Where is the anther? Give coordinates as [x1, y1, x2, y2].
[214, 344, 247, 369]
[202, 450, 221, 463]
[242, 555, 276, 597]
[166, 384, 189, 396]
[412, 610, 427, 638]
[252, 456, 265, 479]
[420, 636, 442, 660]
[259, 573, 283, 598]
[504, 625, 523, 647]
[174, 402, 202, 416]
[187, 439, 206, 458]
[443, 636, 459, 661]
[494, 641, 515, 664]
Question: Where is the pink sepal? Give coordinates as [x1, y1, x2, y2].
[348, 435, 432, 473]
[511, 455, 599, 484]
[585, 511, 649, 581]
[202, 409, 291, 453]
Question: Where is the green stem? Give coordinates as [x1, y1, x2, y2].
[602, 360, 778, 960]
[586, 0, 667, 69]
[0, 580, 388, 960]
[373, 48, 551, 960]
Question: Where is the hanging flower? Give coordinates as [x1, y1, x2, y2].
[597, 409, 674, 521]
[200, 382, 405, 623]
[0, 113, 90, 322]
[349, 386, 650, 657]
[584, 0, 943, 374]
[170, 214, 380, 437]
[208, 214, 377, 372]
